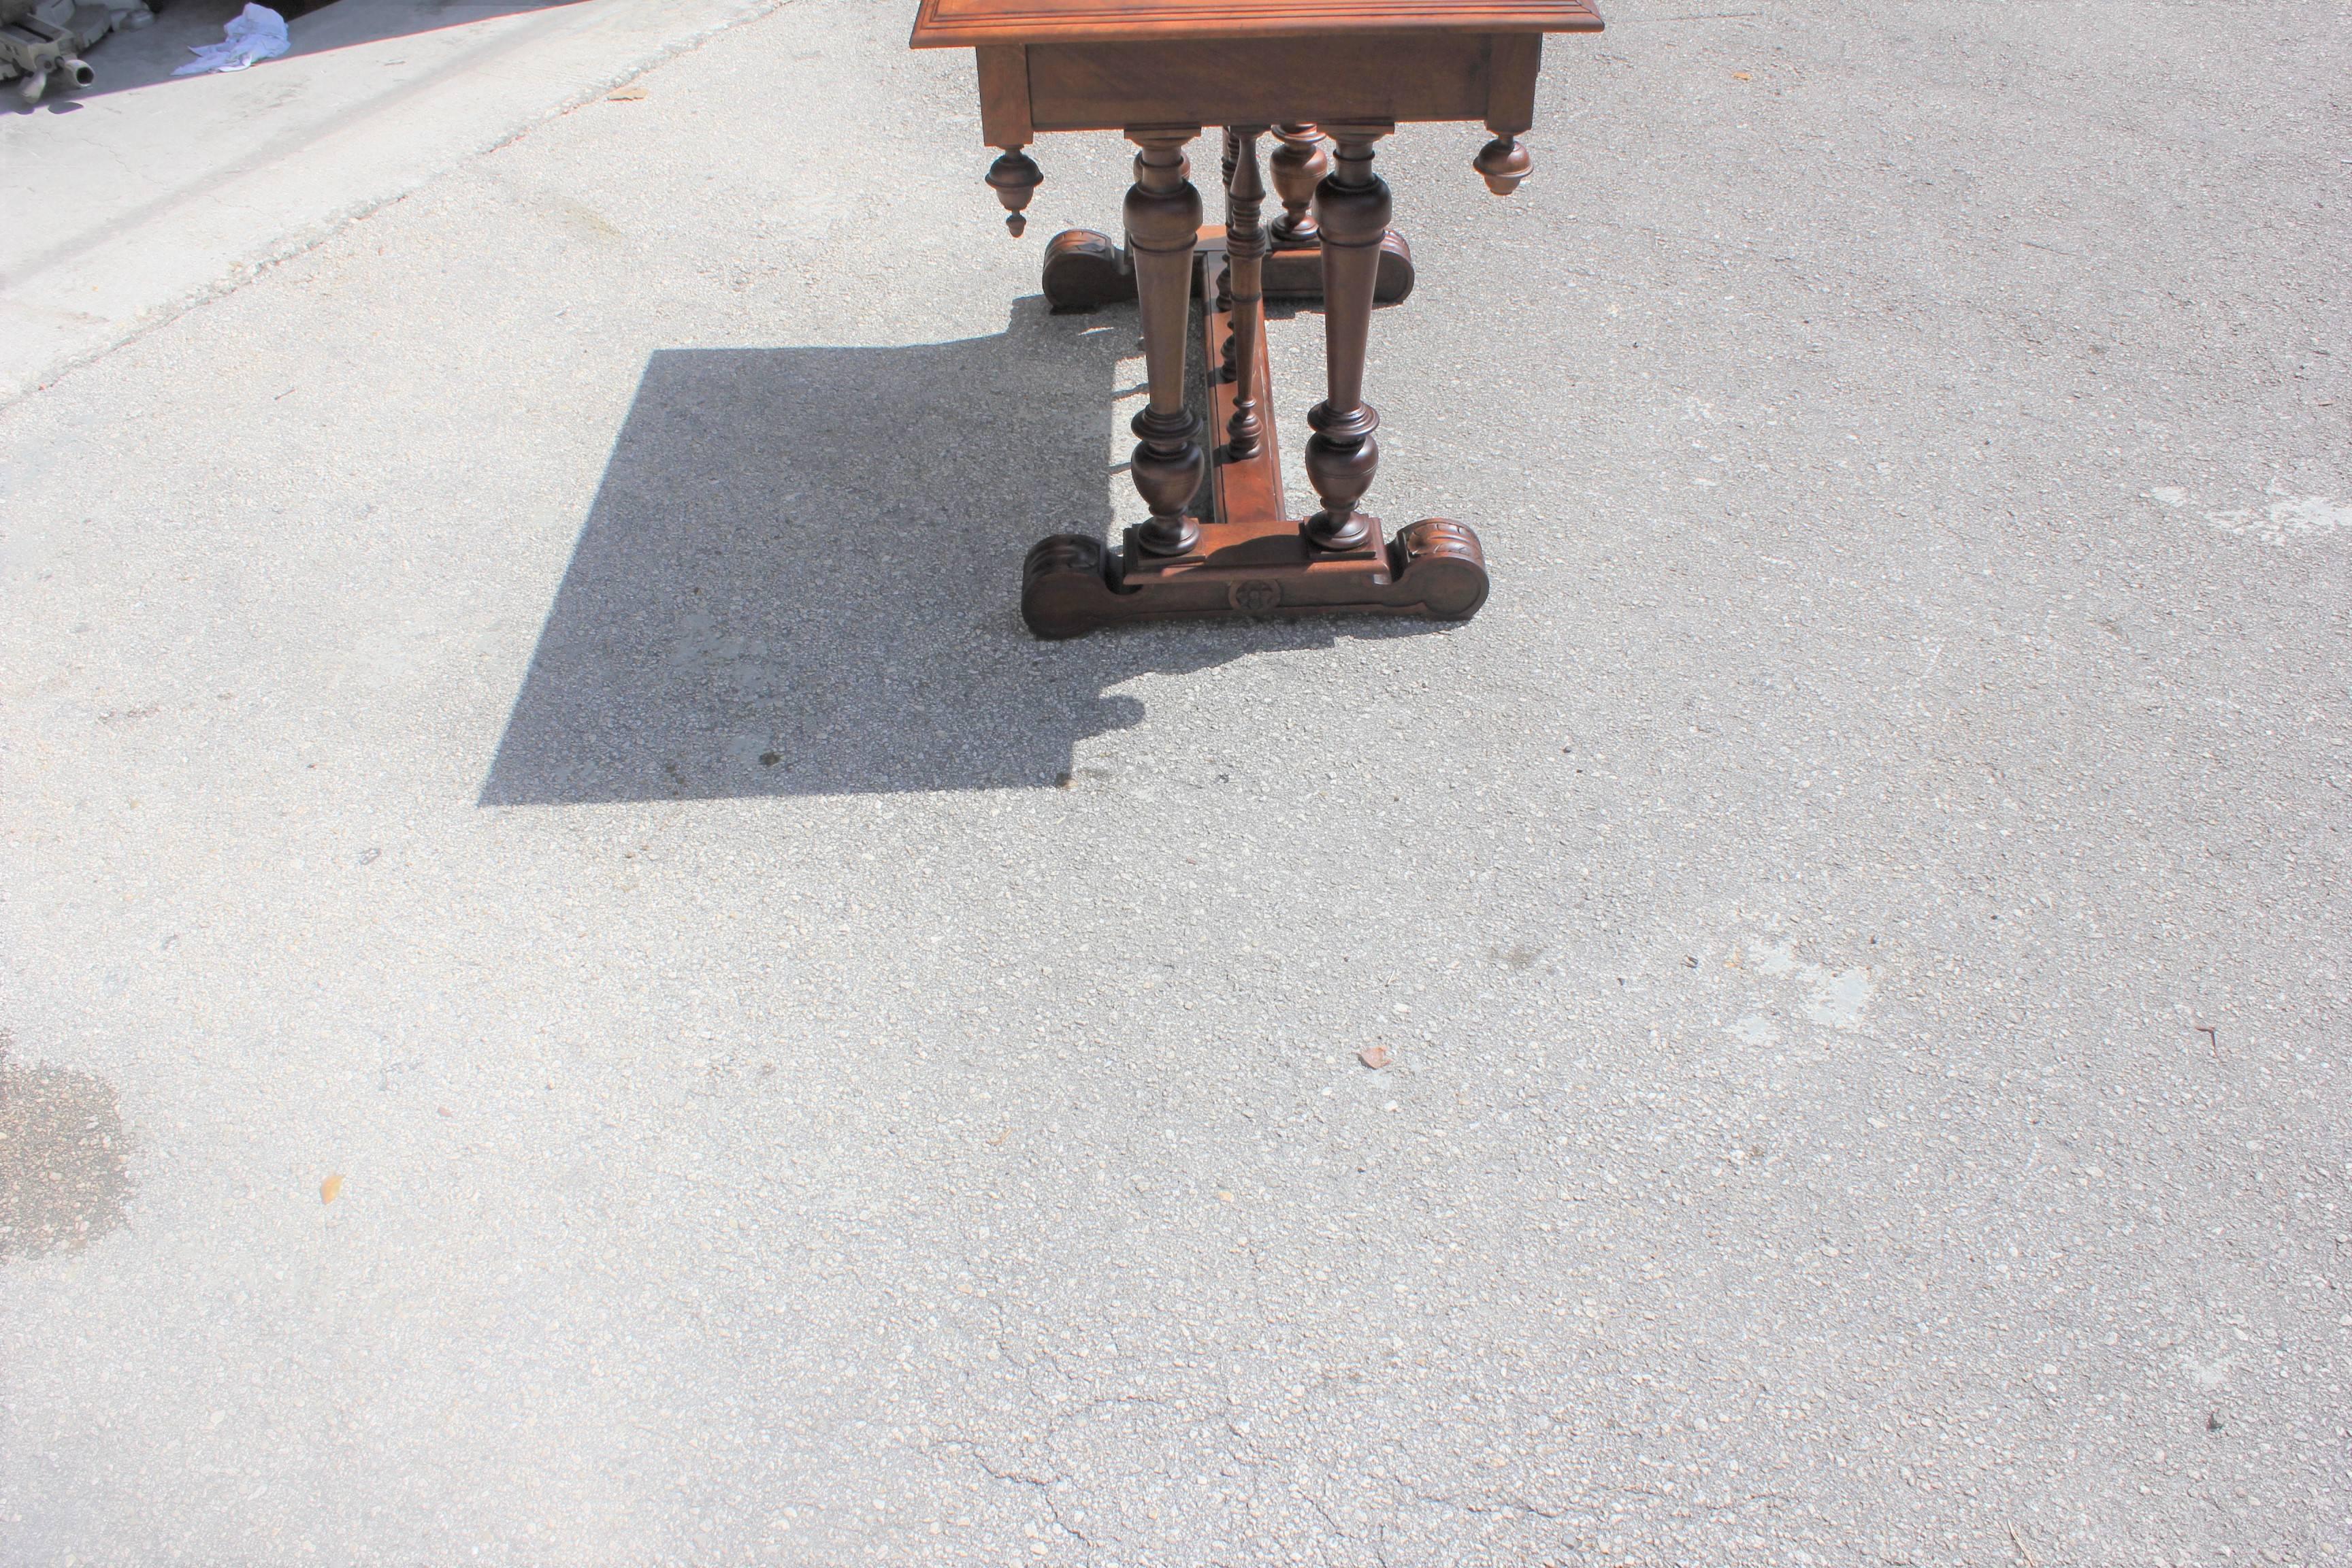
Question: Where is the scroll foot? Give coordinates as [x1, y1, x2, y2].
[1041, 229, 1128, 312]
[1022, 534, 1117, 639]
[1392, 519, 1489, 620]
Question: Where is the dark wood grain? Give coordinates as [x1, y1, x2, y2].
[1034, 223, 1413, 312]
[1475, 31, 1541, 192]
[920, 0, 1586, 634]
[1302, 122, 1389, 552]
[1198, 244, 1285, 535]
[1222, 127, 1268, 459]
[1024, 34, 1494, 131]
[913, 0, 1599, 46]
[1122, 127, 1207, 557]
[975, 45, 1043, 231]
[1020, 241, 1486, 637]
[974, 44, 1033, 142]
[1268, 124, 1326, 247]
[1482, 30, 1540, 135]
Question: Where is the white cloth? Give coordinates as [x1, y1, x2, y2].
[172, 4, 289, 74]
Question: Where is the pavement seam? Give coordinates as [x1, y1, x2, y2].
[1, 0, 802, 416]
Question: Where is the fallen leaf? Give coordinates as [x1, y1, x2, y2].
[1358, 1045, 1392, 1070]
[1216, 1190, 1235, 1203]
[607, 84, 648, 101]
[321, 1174, 343, 1205]
[1733, 71, 1752, 80]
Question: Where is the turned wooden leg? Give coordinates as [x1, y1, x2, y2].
[1303, 122, 1391, 553]
[1124, 127, 1206, 557]
[1215, 128, 1238, 334]
[1268, 125, 1327, 248]
[1224, 127, 1269, 459]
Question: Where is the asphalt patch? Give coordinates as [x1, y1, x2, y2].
[0, 1029, 131, 1261]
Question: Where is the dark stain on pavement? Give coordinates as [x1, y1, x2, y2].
[0, 1030, 132, 1261]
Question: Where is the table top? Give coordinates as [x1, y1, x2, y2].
[910, 0, 1602, 48]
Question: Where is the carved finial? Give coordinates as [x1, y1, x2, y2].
[985, 147, 1044, 235]
[1269, 125, 1329, 247]
[1473, 135, 1532, 196]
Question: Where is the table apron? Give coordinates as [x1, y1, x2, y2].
[979, 32, 1541, 141]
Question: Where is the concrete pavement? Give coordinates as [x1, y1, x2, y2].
[1, 0, 789, 404]
[1, 0, 2348, 1561]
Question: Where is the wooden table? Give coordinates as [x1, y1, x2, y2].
[911, 0, 1603, 638]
